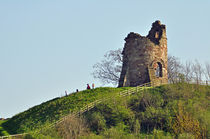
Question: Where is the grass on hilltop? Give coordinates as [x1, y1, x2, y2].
[31, 83, 210, 139]
[2, 87, 131, 134]
[0, 120, 9, 136]
[1, 83, 210, 139]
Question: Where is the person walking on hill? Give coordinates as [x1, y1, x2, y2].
[87, 84, 91, 89]
[92, 83, 95, 89]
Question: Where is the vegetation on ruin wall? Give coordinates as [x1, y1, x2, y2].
[1, 87, 129, 134]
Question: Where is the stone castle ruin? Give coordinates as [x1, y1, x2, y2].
[118, 20, 168, 87]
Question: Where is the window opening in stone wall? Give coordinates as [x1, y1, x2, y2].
[155, 62, 163, 77]
[155, 32, 159, 39]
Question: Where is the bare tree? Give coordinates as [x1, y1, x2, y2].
[167, 55, 183, 83]
[92, 48, 122, 85]
[192, 60, 204, 84]
[182, 61, 193, 83]
[204, 62, 210, 81]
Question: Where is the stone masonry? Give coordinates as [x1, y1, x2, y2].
[118, 20, 168, 87]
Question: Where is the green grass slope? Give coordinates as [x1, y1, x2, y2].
[0, 120, 9, 136]
[2, 83, 210, 139]
[80, 83, 210, 139]
[2, 87, 130, 134]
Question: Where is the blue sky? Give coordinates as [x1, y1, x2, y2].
[0, 0, 210, 118]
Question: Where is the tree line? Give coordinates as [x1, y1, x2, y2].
[92, 48, 210, 85]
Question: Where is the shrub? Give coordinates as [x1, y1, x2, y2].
[56, 115, 89, 139]
[133, 119, 140, 135]
[171, 103, 205, 139]
[88, 112, 106, 133]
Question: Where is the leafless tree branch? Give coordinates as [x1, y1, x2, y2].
[92, 48, 122, 85]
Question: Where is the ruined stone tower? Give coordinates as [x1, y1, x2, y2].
[118, 20, 168, 87]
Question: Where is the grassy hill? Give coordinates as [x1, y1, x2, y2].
[1, 83, 210, 138]
[79, 83, 210, 139]
[1, 87, 129, 135]
[0, 120, 9, 136]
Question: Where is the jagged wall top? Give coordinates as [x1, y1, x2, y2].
[118, 20, 168, 87]
[147, 20, 166, 44]
[124, 20, 166, 45]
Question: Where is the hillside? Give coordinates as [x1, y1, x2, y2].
[1, 87, 129, 135]
[77, 83, 210, 139]
[1, 83, 210, 139]
[0, 120, 9, 136]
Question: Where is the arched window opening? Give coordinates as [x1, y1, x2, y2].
[155, 32, 159, 39]
[155, 62, 163, 77]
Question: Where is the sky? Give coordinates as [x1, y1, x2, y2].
[0, 0, 210, 118]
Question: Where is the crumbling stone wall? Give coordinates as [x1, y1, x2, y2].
[118, 20, 168, 87]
